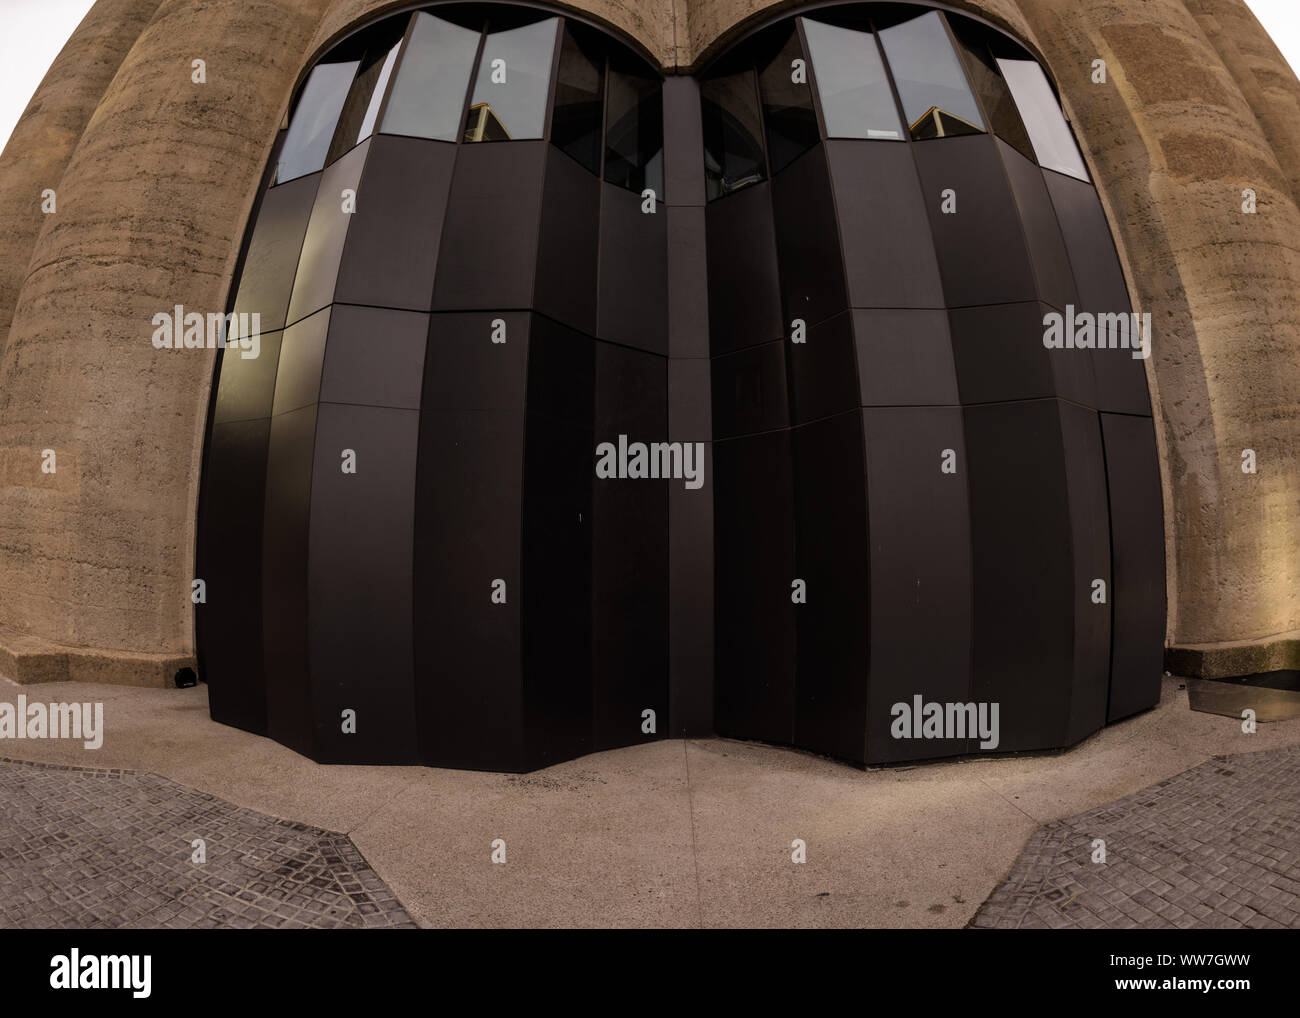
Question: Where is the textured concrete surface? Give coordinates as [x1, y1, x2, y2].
[0, 0, 329, 678]
[0, 758, 414, 928]
[1015, 0, 1300, 665]
[2, 674, 1298, 927]
[971, 744, 1300, 928]
[0, 1, 1296, 681]
[0, 0, 162, 357]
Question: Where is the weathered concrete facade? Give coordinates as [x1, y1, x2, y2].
[0, 0, 1296, 686]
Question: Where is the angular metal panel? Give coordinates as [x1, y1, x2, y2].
[826, 140, 944, 310]
[521, 320, 595, 768]
[862, 406, 973, 763]
[705, 181, 783, 354]
[965, 400, 1073, 753]
[421, 311, 530, 412]
[197, 418, 272, 735]
[1045, 170, 1151, 415]
[413, 408, 525, 770]
[667, 205, 710, 359]
[262, 403, 319, 757]
[948, 301, 1054, 405]
[1059, 401, 1112, 744]
[1101, 412, 1166, 722]
[792, 411, 870, 763]
[592, 342, 668, 752]
[285, 140, 370, 327]
[233, 174, 319, 332]
[432, 141, 547, 310]
[663, 75, 705, 207]
[668, 442, 714, 737]
[789, 311, 859, 426]
[308, 404, 420, 763]
[913, 133, 1036, 308]
[853, 309, 958, 407]
[271, 307, 331, 417]
[598, 180, 668, 354]
[713, 429, 795, 745]
[998, 139, 1076, 314]
[536, 146, 600, 336]
[771, 144, 847, 331]
[710, 338, 789, 440]
[334, 135, 456, 311]
[214, 331, 284, 425]
[319, 305, 428, 409]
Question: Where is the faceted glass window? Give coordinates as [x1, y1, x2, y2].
[277, 59, 358, 183]
[801, 18, 903, 141]
[466, 18, 560, 142]
[604, 64, 664, 196]
[326, 21, 407, 165]
[876, 11, 985, 141]
[999, 56, 1089, 180]
[701, 72, 767, 200]
[949, 18, 1033, 160]
[380, 12, 481, 142]
[758, 26, 819, 173]
[551, 24, 605, 173]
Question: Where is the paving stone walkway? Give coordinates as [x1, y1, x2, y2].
[972, 745, 1300, 929]
[0, 758, 415, 929]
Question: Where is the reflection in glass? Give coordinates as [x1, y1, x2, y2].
[998, 57, 1089, 180]
[758, 27, 819, 173]
[701, 72, 766, 200]
[551, 25, 605, 172]
[356, 44, 400, 141]
[801, 19, 903, 141]
[877, 11, 985, 141]
[605, 66, 664, 196]
[381, 13, 480, 142]
[466, 18, 560, 142]
[327, 23, 406, 165]
[949, 18, 1033, 160]
[277, 60, 358, 183]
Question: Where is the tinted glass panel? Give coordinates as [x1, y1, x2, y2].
[877, 11, 984, 140]
[381, 12, 480, 141]
[999, 56, 1089, 179]
[801, 18, 903, 141]
[758, 27, 819, 173]
[327, 24, 405, 164]
[551, 24, 604, 172]
[700, 72, 766, 200]
[466, 18, 560, 142]
[277, 60, 358, 183]
[604, 66, 664, 196]
[949, 18, 1033, 160]
[356, 43, 400, 141]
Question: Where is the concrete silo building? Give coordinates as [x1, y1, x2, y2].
[0, 0, 1297, 770]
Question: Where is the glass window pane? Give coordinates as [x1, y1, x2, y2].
[277, 60, 357, 183]
[877, 11, 985, 141]
[381, 12, 480, 142]
[356, 43, 400, 142]
[552, 24, 605, 173]
[465, 18, 560, 142]
[327, 23, 405, 165]
[604, 65, 664, 196]
[998, 57, 1089, 180]
[758, 26, 819, 172]
[949, 19, 1033, 160]
[801, 18, 903, 141]
[700, 72, 767, 200]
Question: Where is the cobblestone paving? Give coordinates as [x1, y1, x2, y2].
[0, 758, 416, 929]
[972, 745, 1300, 929]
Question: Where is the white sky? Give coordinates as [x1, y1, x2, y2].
[0, 0, 1298, 156]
